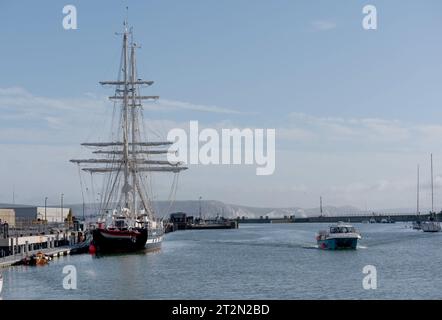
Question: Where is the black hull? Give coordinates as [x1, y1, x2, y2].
[92, 228, 149, 253]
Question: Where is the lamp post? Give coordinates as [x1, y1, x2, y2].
[44, 197, 48, 223]
[199, 196, 202, 220]
[61, 193, 64, 224]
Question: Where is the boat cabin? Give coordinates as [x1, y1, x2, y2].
[329, 225, 356, 234]
[108, 216, 129, 231]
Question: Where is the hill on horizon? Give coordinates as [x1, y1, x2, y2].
[65, 200, 368, 219]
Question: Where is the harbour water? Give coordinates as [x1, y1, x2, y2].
[1, 223, 442, 299]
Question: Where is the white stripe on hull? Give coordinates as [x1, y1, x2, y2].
[146, 236, 163, 244]
[99, 232, 138, 240]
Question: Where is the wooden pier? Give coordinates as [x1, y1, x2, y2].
[0, 229, 88, 268]
[0, 246, 71, 268]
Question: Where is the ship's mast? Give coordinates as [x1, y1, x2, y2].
[70, 20, 188, 220]
[417, 164, 420, 215]
[122, 23, 130, 209]
[130, 39, 137, 214]
[431, 153, 434, 212]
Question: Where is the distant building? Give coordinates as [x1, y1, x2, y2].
[36, 207, 70, 223]
[0, 204, 71, 223]
[170, 212, 191, 230]
[0, 204, 36, 221]
[0, 209, 15, 226]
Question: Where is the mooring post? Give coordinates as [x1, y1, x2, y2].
[15, 237, 19, 256]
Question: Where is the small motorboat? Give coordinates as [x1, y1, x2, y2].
[34, 252, 50, 266]
[381, 217, 395, 223]
[20, 252, 50, 266]
[317, 222, 361, 250]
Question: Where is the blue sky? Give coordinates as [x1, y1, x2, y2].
[2, 0, 442, 123]
[0, 1, 442, 210]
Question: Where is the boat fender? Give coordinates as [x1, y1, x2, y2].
[89, 243, 96, 254]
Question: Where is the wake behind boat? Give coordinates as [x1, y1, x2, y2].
[316, 222, 361, 250]
[71, 19, 187, 254]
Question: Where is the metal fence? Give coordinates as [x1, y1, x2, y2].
[0, 218, 69, 238]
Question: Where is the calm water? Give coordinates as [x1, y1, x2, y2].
[1, 223, 442, 299]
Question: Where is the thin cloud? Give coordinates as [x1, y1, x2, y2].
[311, 20, 337, 31]
[0, 87, 253, 145]
[157, 99, 251, 115]
[282, 112, 442, 153]
[0, 87, 250, 118]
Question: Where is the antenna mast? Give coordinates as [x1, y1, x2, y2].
[417, 164, 420, 215]
[431, 154, 434, 212]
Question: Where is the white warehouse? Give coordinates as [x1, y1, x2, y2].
[0, 204, 72, 224]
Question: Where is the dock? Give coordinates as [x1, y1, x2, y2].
[166, 212, 238, 233]
[186, 220, 238, 230]
[237, 212, 440, 224]
[0, 246, 71, 268]
[238, 216, 295, 224]
[0, 222, 90, 268]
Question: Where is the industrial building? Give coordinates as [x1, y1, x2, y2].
[36, 207, 71, 223]
[0, 204, 71, 225]
[0, 208, 15, 226]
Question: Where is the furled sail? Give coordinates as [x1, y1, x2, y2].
[81, 142, 172, 147]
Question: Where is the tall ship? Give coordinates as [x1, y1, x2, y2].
[71, 20, 187, 253]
